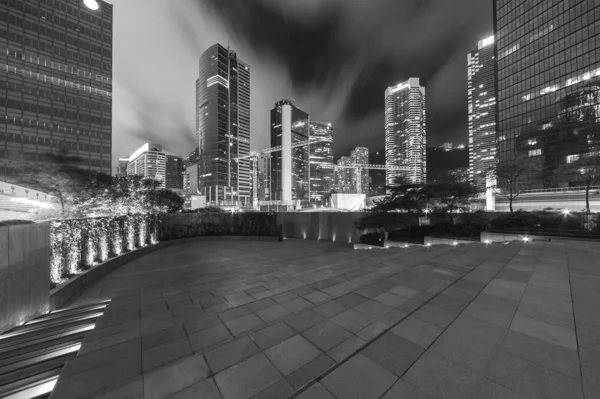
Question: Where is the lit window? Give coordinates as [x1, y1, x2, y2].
[566, 155, 580, 163]
[528, 149, 541, 157]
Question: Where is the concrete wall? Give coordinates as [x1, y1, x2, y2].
[278, 212, 364, 244]
[424, 236, 478, 246]
[495, 190, 600, 212]
[0, 223, 50, 334]
[481, 231, 600, 243]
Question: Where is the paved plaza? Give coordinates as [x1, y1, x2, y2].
[47, 237, 600, 399]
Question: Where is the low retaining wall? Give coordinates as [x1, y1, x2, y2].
[481, 231, 600, 243]
[0, 223, 50, 334]
[49, 235, 279, 310]
[424, 236, 479, 246]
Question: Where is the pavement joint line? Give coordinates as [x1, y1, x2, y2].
[565, 243, 587, 399]
[285, 241, 523, 399]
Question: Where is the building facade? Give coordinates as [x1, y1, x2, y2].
[196, 44, 251, 205]
[385, 77, 427, 186]
[308, 121, 334, 203]
[334, 147, 370, 195]
[0, 0, 113, 176]
[117, 157, 128, 176]
[126, 143, 166, 187]
[468, 35, 497, 189]
[494, 0, 600, 188]
[165, 155, 183, 190]
[269, 99, 309, 202]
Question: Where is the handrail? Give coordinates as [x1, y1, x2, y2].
[521, 185, 600, 194]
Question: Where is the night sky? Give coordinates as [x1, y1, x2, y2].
[112, 0, 492, 167]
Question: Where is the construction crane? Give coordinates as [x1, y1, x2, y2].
[233, 137, 331, 207]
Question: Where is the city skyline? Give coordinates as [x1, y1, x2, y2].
[107, 0, 493, 172]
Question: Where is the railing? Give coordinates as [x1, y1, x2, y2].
[521, 185, 600, 194]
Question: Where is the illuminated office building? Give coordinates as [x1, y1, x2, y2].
[0, 0, 113, 175]
[468, 35, 497, 189]
[165, 155, 183, 190]
[334, 147, 370, 195]
[196, 44, 251, 204]
[494, 0, 600, 187]
[385, 77, 426, 186]
[308, 121, 334, 203]
[269, 99, 309, 202]
[126, 143, 166, 187]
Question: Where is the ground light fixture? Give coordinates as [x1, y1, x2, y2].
[522, 237, 530, 242]
[83, 0, 100, 10]
[562, 209, 571, 215]
[484, 240, 491, 244]
[453, 241, 458, 246]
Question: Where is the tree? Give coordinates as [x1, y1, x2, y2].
[3, 149, 89, 216]
[322, 189, 337, 207]
[372, 176, 427, 213]
[424, 180, 480, 224]
[488, 155, 542, 213]
[552, 155, 600, 213]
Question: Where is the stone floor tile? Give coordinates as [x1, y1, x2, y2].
[582, 366, 600, 399]
[214, 353, 281, 399]
[354, 286, 383, 299]
[271, 291, 298, 303]
[302, 321, 353, 351]
[510, 315, 577, 350]
[381, 379, 432, 399]
[280, 297, 313, 313]
[188, 323, 231, 353]
[250, 322, 296, 350]
[516, 301, 575, 330]
[331, 309, 374, 334]
[481, 279, 527, 301]
[247, 298, 278, 312]
[205, 336, 260, 373]
[580, 346, 600, 371]
[286, 310, 327, 332]
[252, 379, 295, 399]
[335, 293, 369, 308]
[286, 353, 335, 389]
[79, 329, 141, 356]
[256, 304, 290, 323]
[484, 349, 582, 399]
[356, 319, 391, 342]
[143, 354, 210, 399]
[295, 383, 336, 399]
[370, 280, 398, 292]
[501, 330, 580, 379]
[168, 377, 223, 399]
[304, 291, 331, 304]
[403, 351, 481, 399]
[362, 332, 424, 377]
[141, 325, 186, 351]
[292, 285, 317, 296]
[321, 354, 397, 399]
[218, 306, 252, 323]
[225, 313, 264, 335]
[373, 292, 408, 308]
[353, 300, 394, 319]
[313, 301, 348, 318]
[412, 304, 457, 328]
[389, 285, 420, 299]
[51, 353, 142, 399]
[246, 285, 268, 296]
[391, 316, 444, 348]
[264, 334, 321, 376]
[142, 337, 193, 372]
[93, 377, 144, 399]
[327, 335, 366, 362]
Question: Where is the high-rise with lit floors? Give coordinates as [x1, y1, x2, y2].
[468, 35, 497, 190]
[0, 0, 113, 176]
[125, 143, 166, 187]
[385, 78, 426, 186]
[334, 147, 370, 195]
[269, 99, 309, 202]
[308, 121, 334, 203]
[494, 0, 600, 187]
[196, 44, 251, 205]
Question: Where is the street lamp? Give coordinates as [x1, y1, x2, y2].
[83, 0, 100, 10]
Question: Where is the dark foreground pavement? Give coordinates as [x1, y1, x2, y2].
[46, 238, 600, 399]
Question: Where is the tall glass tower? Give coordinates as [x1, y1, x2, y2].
[196, 44, 251, 205]
[384, 78, 426, 186]
[0, 0, 113, 175]
[468, 35, 497, 190]
[269, 99, 309, 202]
[494, 0, 600, 187]
[308, 121, 333, 203]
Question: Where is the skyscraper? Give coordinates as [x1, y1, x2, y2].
[494, 0, 600, 187]
[270, 99, 309, 202]
[0, 0, 113, 175]
[165, 155, 184, 190]
[308, 121, 334, 203]
[334, 147, 370, 195]
[468, 35, 497, 189]
[126, 143, 166, 187]
[385, 78, 427, 186]
[196, 44, 251, 205]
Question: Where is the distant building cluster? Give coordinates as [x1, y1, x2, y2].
[118, 143, 183, 190]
